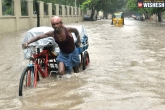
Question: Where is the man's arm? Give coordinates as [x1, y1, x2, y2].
[68, 27, 81, 45]
[23, 30, 54, 48]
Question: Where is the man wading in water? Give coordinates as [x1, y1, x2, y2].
[23, 16, 81, 77]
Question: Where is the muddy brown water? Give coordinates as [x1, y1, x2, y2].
[0, 18, 165, 110]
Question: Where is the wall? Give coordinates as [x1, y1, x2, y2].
[162, 11, 165, 23]
[0, 0, 84, 34]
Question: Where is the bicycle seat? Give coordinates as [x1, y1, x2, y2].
[43, 42, 53, 51]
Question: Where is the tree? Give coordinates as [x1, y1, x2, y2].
[150, 8, 165, 22]
[21, 0, 28, 16]
[102, 0, 127, 18]
[127, 0, 165, 22]
[2, 0, 13, 15]
[81, 0, 126, 20]
[3, 0, 127, 21]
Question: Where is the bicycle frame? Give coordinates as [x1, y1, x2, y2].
[32, 49, 57, 87]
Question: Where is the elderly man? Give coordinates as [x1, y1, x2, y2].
[23, 16, 81, 76]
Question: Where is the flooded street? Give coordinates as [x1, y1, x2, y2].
[1, 18, 165, 110]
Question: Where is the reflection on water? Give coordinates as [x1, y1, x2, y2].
[1, 19, 165, 110]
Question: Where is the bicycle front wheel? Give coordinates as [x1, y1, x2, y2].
[19, 66, 34, 96]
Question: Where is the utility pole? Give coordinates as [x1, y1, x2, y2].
[35, 0, 40, 27]
[75, 0, 78, 23]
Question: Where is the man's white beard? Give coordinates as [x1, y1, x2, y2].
[55, 28, 60, 33]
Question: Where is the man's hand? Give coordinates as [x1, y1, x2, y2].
[75, 41, 81, 47]
[22, 42, 29, 48]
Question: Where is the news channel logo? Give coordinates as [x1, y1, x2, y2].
[137, 0, 165, 8]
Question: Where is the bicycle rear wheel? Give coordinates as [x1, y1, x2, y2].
[83, 51, 90, 70]
[19, 66, 34, 96]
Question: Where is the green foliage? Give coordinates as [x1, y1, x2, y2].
[103, 0, 127, 13]
[4, 0, 12, 6]
[21, 0, 28, 16]
[2, 0, 128, 17]
[127, 0, 165, 21]
[127, 0, 165, 15]
[81, 0, 127, 14]
[3, 7, 13, 15]
[127, 0, 137, 11]
[2, 0, 13, 15]
[47, 0, 85, 6]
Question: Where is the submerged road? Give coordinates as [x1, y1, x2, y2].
[0, 18, 165, 110]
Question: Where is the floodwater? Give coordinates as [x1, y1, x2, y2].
[0, 18, 165, 110]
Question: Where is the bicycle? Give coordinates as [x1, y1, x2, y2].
[19, 43, 58, 96]
[19, 26, 90, 96]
